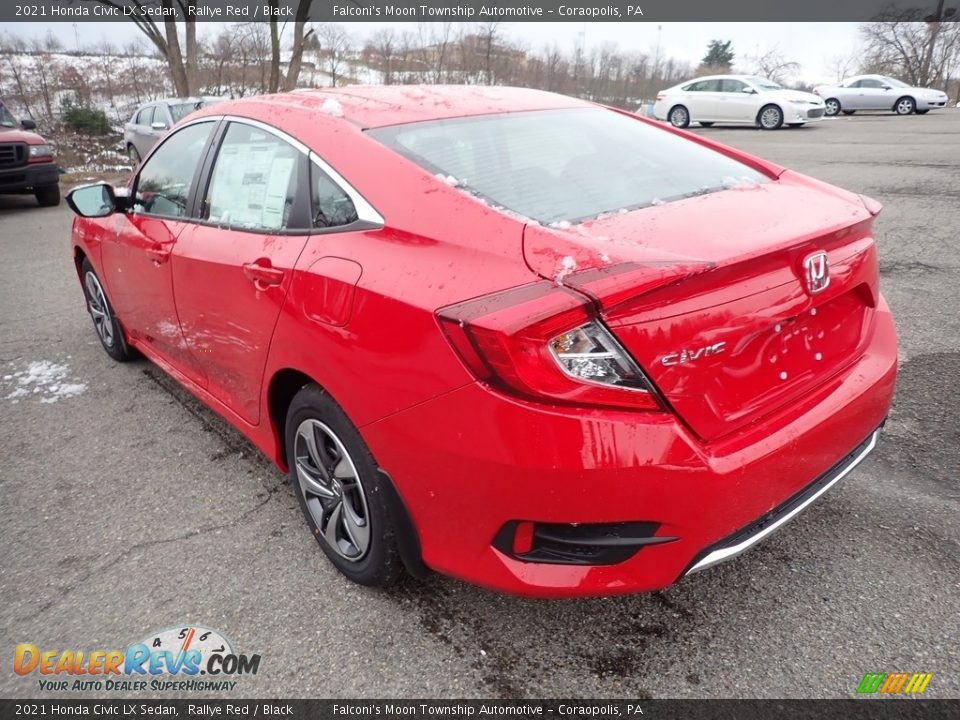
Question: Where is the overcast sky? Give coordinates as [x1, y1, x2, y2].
[7, 21, 863, 83]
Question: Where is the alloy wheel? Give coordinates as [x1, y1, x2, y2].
[824, 99, 840, 116]
[84, 271, 115, 348]
[669, 106, 689, 128]
[294, 419, 371, 561]
[896, 98, 915, 115]
[759, 106, 783, 129]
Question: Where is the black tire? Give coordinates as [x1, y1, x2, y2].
[758, 104, 783, 130]
[286, 384, 403, 587]
[668, 105, 690, 128]
[894, 96, 915, 115]
[915, 109, 929, 115]
[80, 258, 135, 362]
[35, 184, 60, 207]
[841, 110, 856, 116]
[824, 98, 841, 116]
[127, 144, 141, 165]
[698, 121, 714, 127]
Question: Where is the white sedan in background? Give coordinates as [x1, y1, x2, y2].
[812, 75, 950, 116]
[653, 75, 826, 130]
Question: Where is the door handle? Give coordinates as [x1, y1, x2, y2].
[146, 242, 173, 264]
[243, 260, 284, 288]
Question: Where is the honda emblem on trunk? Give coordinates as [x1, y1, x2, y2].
[803, 251, 830, 294]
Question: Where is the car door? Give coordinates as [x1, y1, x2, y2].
[100, 119, 217, 382]
[170, 119, 316, 425]
[683, 79, 723, 120]
[132, 105, 156, 156]
[854, 78, 889, 109]
[715, 78, 757, 121]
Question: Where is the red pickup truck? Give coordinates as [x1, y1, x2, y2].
[0, 99, 60, 207]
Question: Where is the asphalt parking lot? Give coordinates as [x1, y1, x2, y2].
[1, 110, 958, 700]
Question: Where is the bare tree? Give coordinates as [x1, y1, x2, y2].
[318, 23, 351, 87]
[367, 28, 398, 85]
[742, 45, 801, 83]
[826, 51, 861, 82]
[283, 2, 315, 91]
[80, 0, 198, 95]
[859, 2, 960, 88]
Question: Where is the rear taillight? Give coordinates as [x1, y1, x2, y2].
[437, 282, 660, 411]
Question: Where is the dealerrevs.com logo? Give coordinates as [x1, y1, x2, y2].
[14, 625, 261, 692]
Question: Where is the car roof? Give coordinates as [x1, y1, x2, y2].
[225, 85, 592, 129]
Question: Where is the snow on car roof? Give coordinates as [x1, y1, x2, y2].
[224, 85, 592, 129]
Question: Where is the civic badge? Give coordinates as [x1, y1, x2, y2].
[803, 251, 830, 294]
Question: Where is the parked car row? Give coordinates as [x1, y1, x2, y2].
[653, 72, 950, 130]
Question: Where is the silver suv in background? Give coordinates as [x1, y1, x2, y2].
[123, 97, 225, 164]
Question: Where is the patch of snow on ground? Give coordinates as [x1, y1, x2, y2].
[2, 360, 87, 404]
[549, 220, 572, 230]
[320, 98, 345, 117]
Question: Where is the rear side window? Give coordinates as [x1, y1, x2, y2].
[203, 122, 302, 231]
[370, 107, 768, 225]
[683, 79, 721, 92]
[134, 121, 214, 217]
[312, 163, 358, 229]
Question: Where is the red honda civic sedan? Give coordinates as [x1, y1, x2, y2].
[66, 86, 897, 597]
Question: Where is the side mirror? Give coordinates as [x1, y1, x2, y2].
[741, 87, 757, 94]
[66, 182, 118, 218]
[881, 85, 892, 90]
[151, 121, 168, 131]
[20, 118, 37, 130]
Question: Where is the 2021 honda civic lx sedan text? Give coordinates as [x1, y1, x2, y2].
[67, 86, 897, 597]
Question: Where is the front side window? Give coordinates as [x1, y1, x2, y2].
[746, 77, 782, 91]
[720, 79, 748, 93]
[859, 79, 884, 89]
[134, 121, 214, 217]
[203, 122, 302, 231]
[137, 106, 155, 125]
[370, 107, 768, 225]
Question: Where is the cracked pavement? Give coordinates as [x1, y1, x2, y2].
[0, 110, 958, 699]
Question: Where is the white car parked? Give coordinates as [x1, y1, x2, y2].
[653, 75, 826, 130]
[812, 75, 950, 116]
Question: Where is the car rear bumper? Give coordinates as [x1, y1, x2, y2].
[362, 299, 897, 597]
[0, 161, 59, 193]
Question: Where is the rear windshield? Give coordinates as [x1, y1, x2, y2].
[170, 101, 204, 123]
[369, 107, 768, 225]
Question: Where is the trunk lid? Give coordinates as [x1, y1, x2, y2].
[523, 174, 881, 440]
